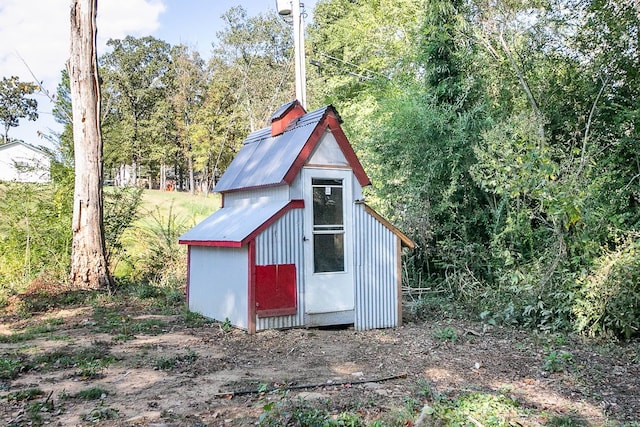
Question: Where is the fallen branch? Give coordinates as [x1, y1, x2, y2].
[214, 372, 408, 398]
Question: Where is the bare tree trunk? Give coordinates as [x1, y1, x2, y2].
[69, 0, 112, 289]
[188, 154, 195, 195]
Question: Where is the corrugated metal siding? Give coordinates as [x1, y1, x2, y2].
[224, 186, 290, 207]
[354, 204, 399, 330]
[255, 208, 306, 330]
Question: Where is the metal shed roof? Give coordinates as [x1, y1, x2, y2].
[178, 200, 303, 247]
[213, 105, 369, 193]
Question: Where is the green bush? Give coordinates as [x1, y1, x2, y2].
[0, 182, 141, 291]
[0, 182, 72, 288]
[126, 204, 189, 288]
[574, 236, 640, 339]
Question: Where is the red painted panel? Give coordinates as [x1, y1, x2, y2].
[255, 264, 297, 317]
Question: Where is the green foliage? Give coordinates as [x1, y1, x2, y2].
[432, 326, 459, 343]
[5, 387, 44, 401]
[574, 236, 640, 339]
[259, 398, 365, 427]
[542, 349, 574, 373]
[153, 349, 197, 371]
[0, 180, 141, 292]
[428, 392, 521, 426]
[220, 317, 233, 333]
[307, 0, 639, 338]
[0, 182, 72, 287]
[182, 310, 213, 328]
[0, 317, 64, 343]
[74, 387, 109, 400]
[103, 186, 143, 264]
[0, 355, 26, 380]
[82, 402, 119, 422]
[125, 204, 190, 288]
[0, 76, 38, 143]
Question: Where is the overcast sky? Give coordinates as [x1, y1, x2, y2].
[0, 0, 317, 146]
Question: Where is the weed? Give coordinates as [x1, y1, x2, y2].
[82, 402, 119, 422]
[258, 398, 365, 426]
[0, 317, 64, 343]
[433, 326, 458, 343]
[0, 356, 25, 379]
[153, 349, 197, 371]
[6, 387, 44, 401]
[75, 387, 110, 400]
[427, 392, 522, 425]
[415, 379, 434, 400]
[221, 317, 233, 333]
[546, 414, 588, 426]
[31, 341, 113, 377]
[183, 309, 212, 328]
[26, 400, 54, 424]
[543, 349, 574, 373]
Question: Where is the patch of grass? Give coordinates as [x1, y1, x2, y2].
[407, 294, 461, 321]
[426, 391, 523, 426]
[6, 387, 45, 401]
[542, 349, 574, 373]
[183, 310, 212, 328]
[153, 349, 197, 371]
[432, 326, 458, 343]
[17, 287, 99, 314]
[31, 341, 114, 378]
[0, 317, 65, 343]
[0, 355, 29, 379]
[74, 387, 110, 400]
[92, 304, 170, 339]
[82, 402, 119, 422]
[546, 414, 589, 426]
[259, 399, 366, 427]
[26, 400, 54, 425]
[381, 397, 421, 426]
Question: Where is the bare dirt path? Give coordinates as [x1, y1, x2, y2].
[1, 302, 638, 426]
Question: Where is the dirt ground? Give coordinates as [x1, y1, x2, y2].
[1, 300, 638, 426]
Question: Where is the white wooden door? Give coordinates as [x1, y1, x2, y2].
[303, 168, 354, 313]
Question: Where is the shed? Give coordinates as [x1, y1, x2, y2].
[179, 101, 414, 333]
[0, 141, 51, 183]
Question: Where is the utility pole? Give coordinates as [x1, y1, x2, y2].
[277, 0, 307, 109]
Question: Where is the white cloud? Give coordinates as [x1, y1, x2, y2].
[0, 0, 166, 143]
[98, 0, 165, 47]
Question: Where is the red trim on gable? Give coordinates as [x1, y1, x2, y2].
[178, 200, 305, 248]
[325, 115, 371, 187]
[240, 199, 304, 245]
[281, 112, 371, 188]
[178, 240, 243, 248]
[282, 122, 327, 184]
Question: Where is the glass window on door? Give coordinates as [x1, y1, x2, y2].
[312, 178, 345, 273]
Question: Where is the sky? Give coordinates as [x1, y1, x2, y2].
[0, 0, 317, 146]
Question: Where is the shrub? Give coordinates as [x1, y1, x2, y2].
[574, 235, 640, 339]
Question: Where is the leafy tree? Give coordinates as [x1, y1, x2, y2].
[0, 76, 38, 143]
[100, 36, 172, 187]
[170, 45, 206, 194]
[211, 6, 294, 132]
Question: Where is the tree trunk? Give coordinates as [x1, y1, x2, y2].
[188, 154, 195, 195]
[69, 0, 112, 289]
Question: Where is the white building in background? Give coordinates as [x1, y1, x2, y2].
[0, 141, 51, 183]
